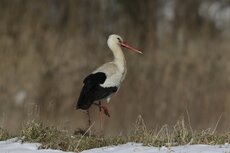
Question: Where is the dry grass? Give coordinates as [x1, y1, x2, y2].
[0, 116, 229, 152]
[0, 128, 11, 141]
[20, 121, 127, 152]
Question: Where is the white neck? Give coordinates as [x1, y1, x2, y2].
[109, 43, 126, 71]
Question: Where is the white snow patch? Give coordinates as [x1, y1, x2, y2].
[0, 138, 73, 153]
[0, 139, 230, 153]
[81, 142, 230, 153]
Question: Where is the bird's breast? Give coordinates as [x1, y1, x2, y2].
[93, 62, 126, 88]
[100, 71, 123, 88]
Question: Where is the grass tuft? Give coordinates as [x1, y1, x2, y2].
[0, 128, 11, 141]
[19, 121, 127, 152]
[1, 117, 230, 152]
[21, 121, 72, 150]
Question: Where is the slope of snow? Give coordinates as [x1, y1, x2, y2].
[0, 138, 73, 153]
[81, 142, 230, 153]
[0, 138, 230, 153]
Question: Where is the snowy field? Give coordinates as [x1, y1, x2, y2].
[1, 138, 230, 153]
[81, 143, 230, 153]
[0, 138, 73, 153]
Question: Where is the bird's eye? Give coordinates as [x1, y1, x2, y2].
[117, 38, 121, 42]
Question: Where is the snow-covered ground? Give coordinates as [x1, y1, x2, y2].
[0, 138, 73, 153]
[82, 143, 230, 153]
[0, 138, 230, 153]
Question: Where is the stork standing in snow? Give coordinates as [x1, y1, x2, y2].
[76, 34, 143, 126]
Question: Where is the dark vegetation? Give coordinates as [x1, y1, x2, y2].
[0, 0, 230, 135]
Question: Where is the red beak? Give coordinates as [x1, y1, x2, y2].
[120, 42, 143, 54]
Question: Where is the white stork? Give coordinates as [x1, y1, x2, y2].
[76, 34, 143, 125]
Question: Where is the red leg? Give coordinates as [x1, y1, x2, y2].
[99, 101, 102, 129]
[94, 103, 110, 117]
[101, 106, 110, 117]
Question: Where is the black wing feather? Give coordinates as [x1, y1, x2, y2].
[76, 72, 117, 110]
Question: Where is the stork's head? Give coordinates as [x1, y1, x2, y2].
[107, 34, 143, 54]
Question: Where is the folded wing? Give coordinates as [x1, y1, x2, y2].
[76, 72, 117, 110]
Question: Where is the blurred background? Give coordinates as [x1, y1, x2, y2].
[0, 0, 230, 135]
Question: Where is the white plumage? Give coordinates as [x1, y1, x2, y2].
[93, 35, 127, 88]
[76, 34, 142, 114]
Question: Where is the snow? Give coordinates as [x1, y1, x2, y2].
[0, 138, 73, 153]
[82, 143, 230, 153]
[0, 138, 230, 153]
